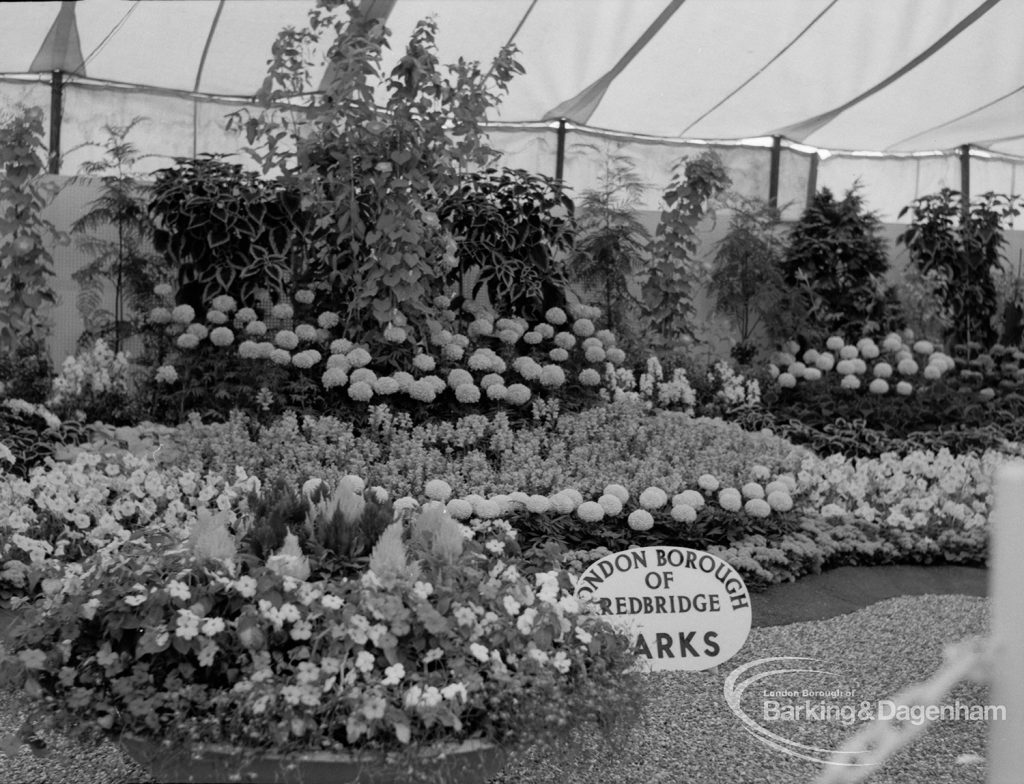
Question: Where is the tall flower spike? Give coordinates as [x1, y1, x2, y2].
[368, 522, 415, 583]
[266, 531, 311, 581]
[189, 508, 238, 566]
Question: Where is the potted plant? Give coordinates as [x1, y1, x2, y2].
[0, 475, 642, 783]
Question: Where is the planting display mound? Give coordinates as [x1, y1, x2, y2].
[0, 594, 990, 784]
[119, 735, 504, 784]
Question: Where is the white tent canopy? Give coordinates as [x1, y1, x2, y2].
[1, 0, 1024, 220]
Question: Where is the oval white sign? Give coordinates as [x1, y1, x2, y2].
[574, 546, 752, 672]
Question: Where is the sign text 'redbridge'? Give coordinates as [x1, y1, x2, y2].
[574, 546, 752, 672]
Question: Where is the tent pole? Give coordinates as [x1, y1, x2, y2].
[555, 118, 567, 185]
[48, 69, 64, 174]
[959, 143, 971, 222]
[805, 151, 819, 212]
[768, 135, 782, 207]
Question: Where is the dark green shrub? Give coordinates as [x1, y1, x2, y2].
[148, 155, 308, 316]
[783, 185, 892, 342]
[0, 338, 52, 403]
[440, 167, 575, 323]
[897, 189, 1022, 349]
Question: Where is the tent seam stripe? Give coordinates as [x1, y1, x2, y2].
[886, 83, 1024, 151]
[541, 0, 687, 124]
[680, 0, 839, 136]
[772, 0, 1005, 140]
[68, 1, 139, 80]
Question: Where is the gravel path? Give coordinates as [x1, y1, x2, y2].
[0, 595, 992, 784]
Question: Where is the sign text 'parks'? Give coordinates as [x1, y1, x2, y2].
[574, 546, 752, 671]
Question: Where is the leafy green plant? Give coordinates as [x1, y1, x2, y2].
[782, 185, 892, 343]
[69, 118, 169, 353]
[148, 155, 308, 316]
[0, 338, 53, 403]
[0, 398, 87, 479]
[0, 106, 65, 357]
[440, 168, 574, 323]
[892, 261, 950, 344]
[897, 189, 1022, 349]
[571, 146, 651, 349]
[707, 197, 800, 363]
[641, 150, 731, 351]
[231, 1, 524, 336]
[993, 253, 1024, 345]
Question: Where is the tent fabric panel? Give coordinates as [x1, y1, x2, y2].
[773, 0, 1003, 143]
[485, 126, 560, 179]
[971, 157, 1021, 224]
[0, 78, 51, 123]
[40, 176, 105, 368]
[817, 155, 931, 222]
[540, 0, 686, 125]
[380, 0, 581, 123]
[776, 148, 813, 222]
[554, 131, 776, 212]
[3, 0, 1024, 157]
[0, 7, 67, 74]
[59, 86, 213, 175]
[912, 154, 967, 201]
[29, 0, 84, 75]
[191, 2, 314, 95]
[794, 1, 1024, 153]
[591, 0, 970, 142]
[890, 89, 1024, 158]
[580, 0, 851, 139]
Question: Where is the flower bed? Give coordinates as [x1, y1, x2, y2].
[0, 401, 998, 606]
[0, 479, 642, 765]
[756, 332, 1024, 457]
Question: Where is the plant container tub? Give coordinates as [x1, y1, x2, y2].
[119, 735, 506, 784]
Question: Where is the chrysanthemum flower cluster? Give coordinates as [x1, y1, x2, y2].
[770, 333, 956, 396]
[414, 469, 798, 534]
[148, 289, 627, 412]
